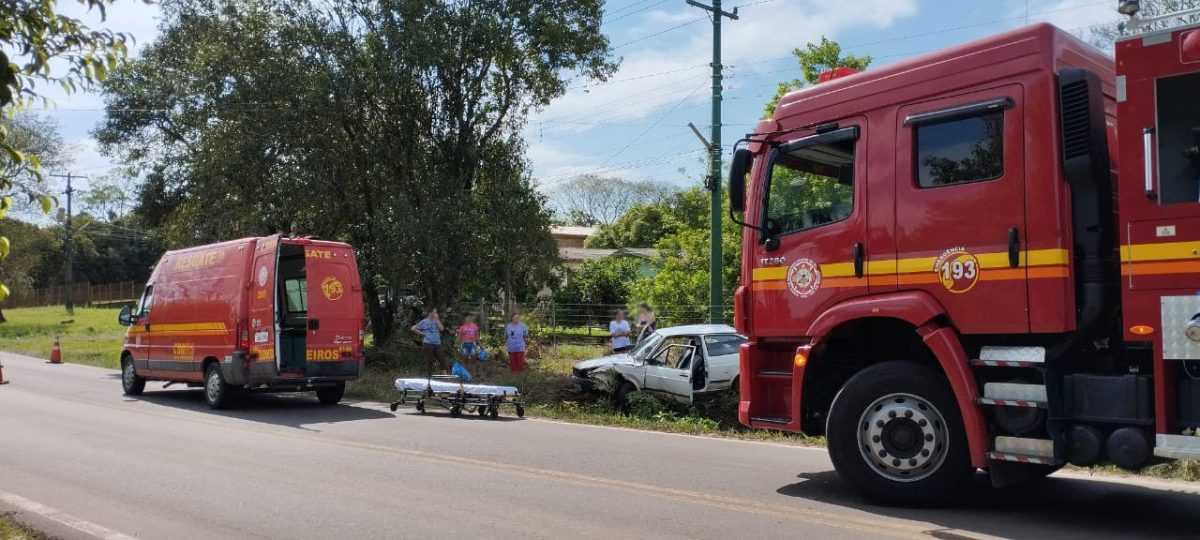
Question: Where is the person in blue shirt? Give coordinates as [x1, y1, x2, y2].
[505, 311, 529, 373]
[609, 309, 632, 353]
[411, 307, 445, 378]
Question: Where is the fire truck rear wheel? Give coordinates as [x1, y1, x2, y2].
[121, 356, 145, 396]
[827, 361, 971, 507]
[316, 382, 345, 405]
[204, 364, 231, 410]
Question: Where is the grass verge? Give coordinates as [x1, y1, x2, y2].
[0, 513, 51, 540]
[0, 306, 124, 369]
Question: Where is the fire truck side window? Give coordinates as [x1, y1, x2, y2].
[914, 110, 1004, 187]
[763, 131, 856, 236]
[1156, 71, 1200, 205]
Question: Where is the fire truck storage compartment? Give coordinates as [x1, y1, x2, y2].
[277, 242, 308, 373]
[1063, 374, 1153, 424]
[1155, 71, 1200, 205]
[1178, 371, 1200, 427]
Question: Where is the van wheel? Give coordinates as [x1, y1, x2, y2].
[121, 357, 145, 396]
[826, 361, 971, 507]
[204, 364, 231, 410]
[316, 382, 345, 405]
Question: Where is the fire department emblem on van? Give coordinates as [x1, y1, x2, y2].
[321, 276, 344, 301]
[934, 247, 979, 294]
[257, 266, 268, 287]
[786, 258, 822, 298]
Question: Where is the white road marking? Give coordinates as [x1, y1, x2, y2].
[0, 490, 137, 540]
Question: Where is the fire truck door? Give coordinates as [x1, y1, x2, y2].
[750, 121, 870, 336]
[248, 235, 281, 369]
[895, 88, 1029, 333]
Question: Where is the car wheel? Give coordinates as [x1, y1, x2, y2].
[826, 361, 971, 507]
[615, 381, 636, 416]
[316, 382, 345, 405]
[121, 356, 145, 396]
[204, 364, 231, 410]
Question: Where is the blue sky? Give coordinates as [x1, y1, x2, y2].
[37, 0, 1123, 200]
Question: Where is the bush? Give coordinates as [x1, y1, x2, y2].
[625, 391, 670, 419]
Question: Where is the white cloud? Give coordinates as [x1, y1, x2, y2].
[527, 0, 919, 183]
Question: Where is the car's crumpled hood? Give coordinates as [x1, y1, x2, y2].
[574, 353, 636, 372]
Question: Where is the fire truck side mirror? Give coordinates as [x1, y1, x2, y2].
[118, 304, 134, 327]
[729, 148, 752, 213]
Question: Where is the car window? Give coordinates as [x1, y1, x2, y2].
[136, 285, 154, 317]
[704, 334, 746, 357]
[653, 336, 697, 370]
[631, 332, 664, 359]
[763, 130, 857, 237]
[915, 110, 1004, 187]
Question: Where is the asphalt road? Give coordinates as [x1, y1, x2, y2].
[2, 351, 1199, 540]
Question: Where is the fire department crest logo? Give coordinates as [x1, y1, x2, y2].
[257, 266, 269, 287]
[321, 277, 344, 301]
[786, 258, 822, 298]
[934, 247, 979, 294]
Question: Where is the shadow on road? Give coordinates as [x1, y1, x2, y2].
[777, 470, 1200, 539]
[130, 389, 394, 431]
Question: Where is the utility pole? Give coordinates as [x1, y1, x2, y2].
[687, 0, 737, 323]
[50, 173, 84, 316]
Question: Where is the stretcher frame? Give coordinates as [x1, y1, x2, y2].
[389, 375, 525, 419]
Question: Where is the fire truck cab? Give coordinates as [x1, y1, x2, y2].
[728, 5, 1200, 505]
[117, 234, 365, 409]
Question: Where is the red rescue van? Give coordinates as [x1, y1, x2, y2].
[117, 234, 365, 409]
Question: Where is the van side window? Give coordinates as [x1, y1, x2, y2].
[763, 131, 857, 236]
[915, 110, 1004, 187]
[136, 285, 154, 317]
[284, 278, 307, 313]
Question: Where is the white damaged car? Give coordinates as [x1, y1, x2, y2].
[571, 324, 746, 405]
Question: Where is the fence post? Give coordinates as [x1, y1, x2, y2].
[550, 303, 557, 346]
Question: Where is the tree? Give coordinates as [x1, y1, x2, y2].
[554, 256, 644, 306]
[0, 114, 71, 221]
[96, 0, 616, 343]
[0, 0, 138, 304]
[1088, 0, 1200, 48]
[762, 37, 871, 119]
[80, 168, 135, 221]
[548, 175, 677, 226]
[585, 203, 679, 249]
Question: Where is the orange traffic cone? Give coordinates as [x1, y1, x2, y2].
[49, 336, 62, 364]
[0, 361, 9, 384]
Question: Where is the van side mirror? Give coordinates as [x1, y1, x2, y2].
[118, 304, 134, 327]
[729, 148, 752, 213]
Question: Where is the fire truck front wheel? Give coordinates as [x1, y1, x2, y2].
[204, 363, 232, 410]
[826, 361, 971, 507]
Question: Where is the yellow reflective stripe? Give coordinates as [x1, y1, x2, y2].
[751, 248, 1069, 282]
[1121, 241, 1200, 262]
[128, 322, 228, 334]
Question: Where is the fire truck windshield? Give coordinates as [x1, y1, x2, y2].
[762, 130, 856, 237]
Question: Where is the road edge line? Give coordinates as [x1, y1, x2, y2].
[0, 490, 137, 540]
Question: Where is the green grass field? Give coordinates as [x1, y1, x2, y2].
[0, 306, 125, 369]
[0, 513, 49, 540]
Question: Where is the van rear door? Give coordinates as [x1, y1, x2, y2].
[248, 235, 282, 371]
[303, 243, 361, 376]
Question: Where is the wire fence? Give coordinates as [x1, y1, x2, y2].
[1, 281, 144, 309]
[439, 301, 734, 345]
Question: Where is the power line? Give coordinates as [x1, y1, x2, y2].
[612, 16, 708, 50]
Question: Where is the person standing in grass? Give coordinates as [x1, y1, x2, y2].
[635, 303, 657, 342]
[458, 313, 481, 371]
[505, 311, 529, 373]
[412, 307, 445, 378]
[609, 309, 632, 353]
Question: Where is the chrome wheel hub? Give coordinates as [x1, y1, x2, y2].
[123, 362, 135, 386]
[857, 393, 948, 482]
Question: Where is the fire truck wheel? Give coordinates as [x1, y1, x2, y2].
[826, 361, 971, 507]
[204, 364, 231, 410]
[121, 356, 145, 396]
[316, 382, 345, 405]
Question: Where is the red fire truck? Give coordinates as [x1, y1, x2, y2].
[117, 234, 365, 409]
[727, 2, 1200, 505]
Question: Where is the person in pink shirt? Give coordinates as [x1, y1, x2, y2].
[458, 313, 481, 363]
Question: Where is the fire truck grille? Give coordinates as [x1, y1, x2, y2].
[1060, 79, 1091, 160]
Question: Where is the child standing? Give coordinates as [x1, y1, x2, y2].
[505, 311, 529, 373]
[458, 313, 480, 368]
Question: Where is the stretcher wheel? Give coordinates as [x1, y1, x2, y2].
[416, 401, 426, 414]
[389, 402, 399, 412]
[450, 406, 462, 418]
[516, 405, 525, 418]
[488, 406, 499, 420]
